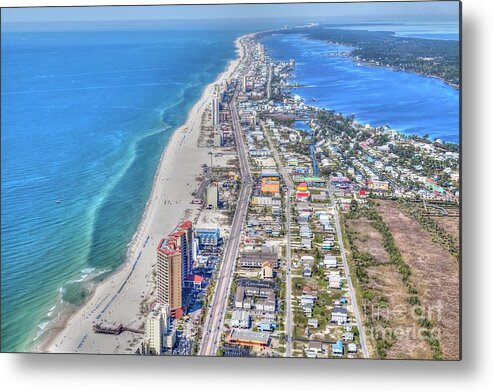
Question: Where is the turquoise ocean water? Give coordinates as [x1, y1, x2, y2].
[1, 18, 458, 352]
[1, 20, 260, 352]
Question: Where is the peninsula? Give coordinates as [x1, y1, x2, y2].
[44, 28, 459, 360]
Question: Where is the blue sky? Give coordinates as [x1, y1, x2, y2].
[2, 1, 460, 22]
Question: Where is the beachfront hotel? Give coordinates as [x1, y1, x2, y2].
[156, 220, 194, 319]
[212, 97, 220, 126]
[143, 303, 175, 355]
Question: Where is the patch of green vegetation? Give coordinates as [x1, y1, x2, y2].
[343, 202, 443, 359]
[398, 200, 459, 261]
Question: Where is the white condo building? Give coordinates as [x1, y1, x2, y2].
[212, 97, 219, 126]
[144, 303, 175, 355]
[242, 75, 247, 93]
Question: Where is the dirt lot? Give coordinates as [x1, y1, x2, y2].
[346, 216, 431, 359]
[367, 265, 432, 359]
[346, 218, 390, 263]
[434, 216, 460, 248]
[376, 200, 460, 360]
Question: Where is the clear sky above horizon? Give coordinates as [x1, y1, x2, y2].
[2, 1, 460, 23]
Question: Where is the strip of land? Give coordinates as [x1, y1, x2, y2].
[43, 39, 244, 354]
[41, 26, 459, 360]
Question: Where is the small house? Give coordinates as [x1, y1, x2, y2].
[307, 318, 319, 328]
[331, 307, 348, 324]
[342, 332, 354, 342]
[348, 343, 357, 354]
[332, 340, 344, 357]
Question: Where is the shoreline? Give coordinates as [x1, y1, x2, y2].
[349, 54, 460, 90]
[40, 35, 245, 354]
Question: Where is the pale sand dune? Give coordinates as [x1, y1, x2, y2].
[44, 38, 244, 354]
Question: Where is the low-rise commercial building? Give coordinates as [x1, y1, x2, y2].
[226, 329, 270, 348]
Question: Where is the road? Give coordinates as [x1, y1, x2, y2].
[262, 122, 294, 357]
[283, 189, 293, 357]
[328, 185, 369, 358]
[266, 64, 272, 100]
[199, 75, 252, 356]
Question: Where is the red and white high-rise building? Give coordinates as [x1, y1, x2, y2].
[156, 220, 194, 319]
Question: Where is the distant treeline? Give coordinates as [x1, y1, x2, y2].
[259, 26, 459, 87]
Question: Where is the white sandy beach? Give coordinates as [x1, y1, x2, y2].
[43, 38, 245, 354]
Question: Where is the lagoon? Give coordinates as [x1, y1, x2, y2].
[261, 33, 459, 143]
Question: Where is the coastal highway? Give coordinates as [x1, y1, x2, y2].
[262, 122, 294, 357]
[199, 80, 252, 356]
[328, 185, 370, 358]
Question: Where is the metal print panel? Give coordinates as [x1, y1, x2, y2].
[0, 1, 461, 359]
